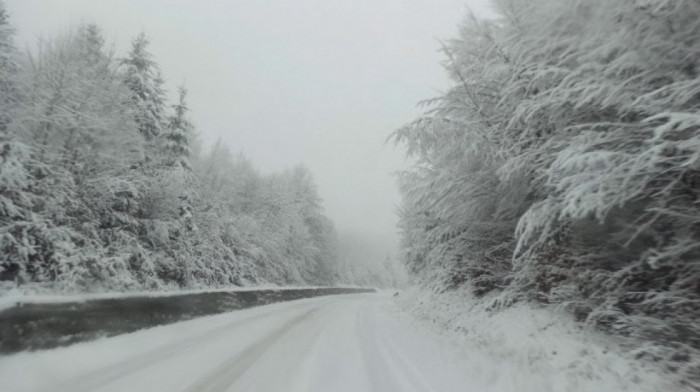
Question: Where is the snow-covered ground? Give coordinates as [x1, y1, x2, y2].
[0, 291, 684, 392]
[395, 287, 687, 392]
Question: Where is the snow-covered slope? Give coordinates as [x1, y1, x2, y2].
[395, 287, 686, 391]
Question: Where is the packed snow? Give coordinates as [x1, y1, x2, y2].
[1, 292, 682, 392]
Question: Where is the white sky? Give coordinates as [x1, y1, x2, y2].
[6, 0, 494, 264]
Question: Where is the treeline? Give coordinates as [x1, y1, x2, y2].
[0, 4, 345, 293]
[395, 0, 700, 378]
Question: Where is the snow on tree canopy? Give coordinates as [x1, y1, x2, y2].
[394, 0, 700, 381]
[122, 32, 166, 141]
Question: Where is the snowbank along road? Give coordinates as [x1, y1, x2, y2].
[1, 292, 470, 392]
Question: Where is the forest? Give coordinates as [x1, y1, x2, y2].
[0, 3, 396, 294]
[0, 0, 698, 389]
[394, 0, 700, 379]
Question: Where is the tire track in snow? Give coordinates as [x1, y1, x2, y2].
[357, 303, 436, 392]
[258, 302, 340, 392]
[380, 329, 436, 392]
[51, 301, 319, 392]
[182, 306, 320, 392]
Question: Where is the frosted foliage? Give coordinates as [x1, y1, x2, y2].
[0, 1, 15, 132]
[122, 32, 166, 141]
[162, 86, 192, 170]
[395, 0, 700, 383]
[0, 17, 357, 296]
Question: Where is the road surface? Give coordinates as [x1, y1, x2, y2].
[1, 293, 469, 392]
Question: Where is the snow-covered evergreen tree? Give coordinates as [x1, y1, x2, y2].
[0, 1, 16, 133]
[162, 85, 192, 170]
[122, 32, 166, 141]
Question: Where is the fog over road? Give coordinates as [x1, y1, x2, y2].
[2, 293, 468, 392]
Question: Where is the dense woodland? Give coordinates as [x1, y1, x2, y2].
[394, 0, 700, 379]
[0, 3, 399, 293]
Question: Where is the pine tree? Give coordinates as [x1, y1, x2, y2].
[122, 32, 166, 141]
[0, 1, 16, 133]
[78, 24, 106, 66]
[162, 85, 192, 170]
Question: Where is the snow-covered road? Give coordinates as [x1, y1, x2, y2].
[1, 293, 469, 392]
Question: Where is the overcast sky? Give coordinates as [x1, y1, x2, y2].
[6, 0, 494, 264]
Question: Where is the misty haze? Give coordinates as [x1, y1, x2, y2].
[0, 0, 699, 391]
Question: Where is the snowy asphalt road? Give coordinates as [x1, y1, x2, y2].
[1, 293, 469, 392]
